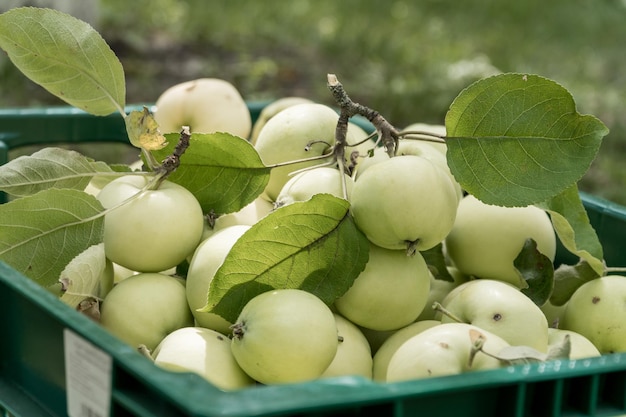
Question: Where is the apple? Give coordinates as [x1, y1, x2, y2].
[372, 320, 440, 381]
[353, 138, 462, 203]
[100, 273, 194, 351]
[186, 225, 252, 334]
[320, 314, 373, 379]
[152, 326, 256, 390]
[547, 328, 600, 359]
[334, 242, 431, 331]
[153, 78, 251, 138]
[560, 275, 626, 354]
[254, 103, 362, 202]
[250, 97, 314, 144]
[436, 278, 549, 352]
[349, 154, 459, 253]
[96, 175, 204, 273]
[444, 194, 556, 288]
[386, 322, 510, 382]
[230, 289, 339, 384]
[274, 166, 353, 208]
[415, 267, 470, 321]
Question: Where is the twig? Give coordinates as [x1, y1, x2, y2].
[154, 126, 192, 188]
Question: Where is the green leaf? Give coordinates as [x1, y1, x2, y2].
[0, 188, 104, 287]
[536, 184, 605, 276]
[445, 73, 608, 207]
[0, 7, 125, 116]
[0, 147, 115, 197]
[202, 194, 370, 323]
[514, 238, 555, 306]
[59, 243, 110, 309]
[149, 132, 271, 215]
[550, 260, 601, 306]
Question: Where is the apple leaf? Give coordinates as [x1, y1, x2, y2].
[0, 147, 117, 197]
[514, 238, 554, 306]
[59, 243, 110, 309]
[421, 243, 455, 282]
[125, 107, 168, 151]
[0, 7, 125, 116]
[549, 260, 601, 306]
[0, 189, 104, 287]
[445, 73, 608, 207]
[535, 184, 605, 276]
[149, 132, 271, 215]
[202, 194, 370, 323]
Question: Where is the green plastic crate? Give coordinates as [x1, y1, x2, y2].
[1, 105, 626, 417]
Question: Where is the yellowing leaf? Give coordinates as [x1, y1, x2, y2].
[125, 107, 168, 151]
[59, 243, 112, 309]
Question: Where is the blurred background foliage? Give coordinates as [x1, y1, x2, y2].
[1, 0, 625, 204]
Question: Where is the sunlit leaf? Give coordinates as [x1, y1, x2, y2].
[59, 243, 112, 309]
[0, 147, 115, 197]
[0, 188, 104, 287]
[446, 73, 608, 207]
[125, 107, 168, 150]
[0, 7, 125, 115]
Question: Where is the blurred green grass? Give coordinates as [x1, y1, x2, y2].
[1, 0, 625, 204]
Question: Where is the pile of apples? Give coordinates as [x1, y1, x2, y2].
[93, 78, 626, 391]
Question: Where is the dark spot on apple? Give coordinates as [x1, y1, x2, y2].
[217, 335, 224, 341]
[439, 342, 449, 349]
[493, 313, 502, 321]
[592, 296, 601, 304]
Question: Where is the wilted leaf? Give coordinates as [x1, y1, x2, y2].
[0, 188, 104, 287]
[59, 243, 110, 309]
[550, 260, 601, 306]
[0, 7, 125, 116]
[0, 148, 115, 197]
[202, 194, 370, 323]
[149, 132, 271, 214]
[125, 107, 167, 150]
[536, 184, 605, 276]
[445, 73, 608, 207]
[514, 238, 555, 306]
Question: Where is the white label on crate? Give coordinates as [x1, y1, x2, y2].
[64, 329, 112, 417]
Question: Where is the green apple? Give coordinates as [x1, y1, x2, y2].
[386, 322, 510, 382]
[97, 175, 204, 273]
[445, 194, 556, 288]
[274, 166, 353, 208]
[152, 326, 256, 390]
[230, 289, 338, 384]
[547, 328, 600, 359]
[100, 273, 194, 351]
[560, 275, 626, 354]
[416, 267, 470, 321]
[334, 242, 431, 331]
[320, 314, 373, 379]
[349, 154, 459, 252]
[254, 103, 362, 202]
[250, 97, 313, 144]
[154, 78, 251, 138]
[437, 278, 549, 352]
[186, 225, 251, 334]
[372, 320, 440, 381]
[354, 139, 462, 203]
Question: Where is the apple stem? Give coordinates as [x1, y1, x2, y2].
[604, 266, 626, 274]
[431, 301, 465, 324]
[327, 74, 400, 158]
[398, 130, 446, 144]
[406, 240, 419, 257]
[137, 344, 154, 361]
